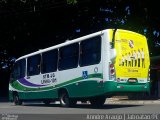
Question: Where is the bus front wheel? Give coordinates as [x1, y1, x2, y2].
[13, 93, 22, 105]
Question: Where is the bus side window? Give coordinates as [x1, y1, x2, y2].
[27, 55, 41, 76]
[42, 49, 58, 73]
[79, 36, 101, 67]
[11, 59, 26, 80]
[12, 63, 20, 80]
[58, 43, 79, 70]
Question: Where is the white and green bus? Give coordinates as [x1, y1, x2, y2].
[9, 29, 150, 107]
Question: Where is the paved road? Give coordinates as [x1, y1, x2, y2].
[0, 102, 160, 114]
[0, 102, 160, 120]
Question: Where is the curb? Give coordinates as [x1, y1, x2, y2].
[106, 98, 160, 104]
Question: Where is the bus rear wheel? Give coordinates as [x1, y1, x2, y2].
[90, 96, 106, 107]
[13, 94, 22, 105]
[43, 100, 51, 105]
[59, 91, 70, 107]
[59, 91, 77, 107]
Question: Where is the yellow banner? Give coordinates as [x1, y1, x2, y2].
[110, 29, 150, 78]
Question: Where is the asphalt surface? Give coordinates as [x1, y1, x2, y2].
[1, 97, 160, 120]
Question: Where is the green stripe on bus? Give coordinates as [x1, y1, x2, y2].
[10, 73, 103, 91]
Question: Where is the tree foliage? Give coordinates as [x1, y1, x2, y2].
[67, 0, 77, 5]
[0, 0, 159, 71]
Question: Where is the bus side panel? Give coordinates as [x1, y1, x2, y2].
[9, 75, 59, 100]
[22, 90, 58, 100]
[58, 64, 104, 98]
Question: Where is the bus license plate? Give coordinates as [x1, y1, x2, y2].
[128, 79, 136, 83]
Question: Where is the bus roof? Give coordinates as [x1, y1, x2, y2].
[16, 29, 105, 61]
[16, 29, 145, 61]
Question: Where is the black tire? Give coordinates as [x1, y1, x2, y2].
[70, 99, 77, 106]
[90, 97, 106, 107]
[81, 100, 88, 103]
[43, 100, 51, 105]
[13, 94, 22, 105]
[128, 93, 140, 100]
[59, 91, 70, 107]
[59, 91, 76, 107]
